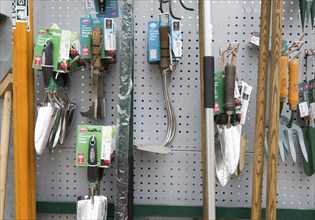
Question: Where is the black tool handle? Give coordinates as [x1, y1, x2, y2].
[87, 135, 98, 184]
[224, 64, 236, 113]
[42, 40, 54, 88]
[203, 56, 215, 109]
[98, 0, 106, 13]
[159, 25, 171, 71]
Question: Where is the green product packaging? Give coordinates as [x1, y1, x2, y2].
[214, 71, 225, 115]
[76, 125, 116, 168]
[309, 79, 315, 118]
[32, 27, 62, 71]
[57, 29, 71, 72]
[298, 82, 310, 118]
[80, 17, 106, 60]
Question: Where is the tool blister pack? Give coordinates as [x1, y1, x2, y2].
[76, 125, 116, 168]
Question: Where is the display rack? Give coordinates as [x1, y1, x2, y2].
[33, 0, 314, 219]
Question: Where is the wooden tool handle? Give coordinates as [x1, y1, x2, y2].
[159, 26, 171, 71]
[224, 64, 236, 114]
[91, 27, 103, 70]
[0, 90, 12, 219]
[280, 55, 289, 102]
[288, 59, 299, 110]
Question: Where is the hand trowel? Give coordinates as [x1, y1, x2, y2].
[77, 135, 108, 220]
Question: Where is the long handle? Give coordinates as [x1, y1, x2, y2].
[288, 59, 300, 110]
[0, 90, 12, 219]
[251, 0, 271, 219]
[266, 0, 284, 219]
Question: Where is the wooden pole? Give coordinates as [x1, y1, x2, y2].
[0, 72, 13, 219]
[266, 0, 283, 219]
[13, 1, 33, 218]
[27, 1, 36, 218]
[251, 0, 271, 219]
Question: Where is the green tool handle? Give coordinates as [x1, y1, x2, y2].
[224, 64, 236, 114]
[159, 25, 170, 71]
[91, 27, 103, 71]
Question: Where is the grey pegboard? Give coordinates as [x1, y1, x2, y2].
[133, 0, 315, 209]
[34, 0, 121, 204]
[33, 0, 315, 214]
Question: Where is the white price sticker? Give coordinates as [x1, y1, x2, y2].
[299, 102, 309, 118]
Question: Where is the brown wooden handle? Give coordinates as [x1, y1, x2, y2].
[288, 59, 299, 110]
[159, 26, 170, 71]
[0, 90, 12, 219]
[266, 0, 284, 219]
[251, 0, 271, 219]
[91, 26, 103, 70]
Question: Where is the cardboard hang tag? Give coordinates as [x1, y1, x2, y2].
[298, 81, 310, 118]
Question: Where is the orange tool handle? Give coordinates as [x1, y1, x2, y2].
[280, 55, 288, 101]
[288, 59, 299, 110]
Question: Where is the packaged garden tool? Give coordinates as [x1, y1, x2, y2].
[135, 14, 177, 154]
[80, 17, 118, 62]
[147, 19, 182, 64]
[80, 26, 106, 119]
[302, 50, 315, 176]
[264, 38, 305, 162]
[76, 125, 116, 168]
[281, 58, 308, 163]
[85, 0, 119, 18]
[34, 39, 77, 155]
[77, 135, 108, 220]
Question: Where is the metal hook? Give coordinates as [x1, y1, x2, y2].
[88, 12, 102, 24]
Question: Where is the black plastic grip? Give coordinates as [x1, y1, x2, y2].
[42, 40, 54, 88]
[87, 135, 98, 184]
[98, 0, 106, 13]
[203, 56, 215, 108]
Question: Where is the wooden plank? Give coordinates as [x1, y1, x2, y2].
[13, 16, 32, 220]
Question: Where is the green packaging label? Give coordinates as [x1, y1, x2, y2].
[76, 125, 116, 168]
[32, 27, 61, 71]
[214, 71, 225, 115]
[80, 17, 106, 60]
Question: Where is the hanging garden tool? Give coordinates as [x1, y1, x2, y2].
[77, 136, 108, 220]
[159, 0, 194, 20]
[80, 26, 105, 120]
[264, 37, 305, 162]
[135, 14, 176, 154]
[281, 57, 309, 163]
[302, 50, 315, 176]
